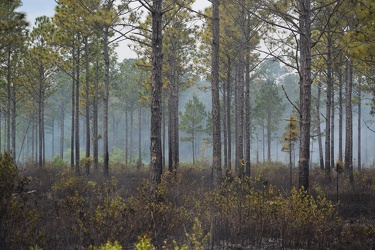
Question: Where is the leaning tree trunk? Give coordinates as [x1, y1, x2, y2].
[212, 0, 222, 189]
[149, 0, 164, 193]
[298, 0, 312, 191]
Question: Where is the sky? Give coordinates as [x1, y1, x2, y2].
[19, 0, 211, 61]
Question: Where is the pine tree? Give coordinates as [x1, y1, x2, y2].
[179, 94, 207, 165]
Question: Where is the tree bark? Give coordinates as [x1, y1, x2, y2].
[130, 108, 134, 163]
[317, 82, 324, 170]
[11, 75, 16, 161]
[298, 0, 312, 191]
[103, 26, 110, 176]
[125, 108, 129, 165]
[138, 105, 142, 162]
[212, 0, 222, 188]
[84, 36, 91, 175]
[324, 33, 332, 178]
[75, 51, 80, 175]
[345, 59, 353, 185]
[226, 59, 232, 170]
[149, 0, 164, 193]
[245, 53, 251, 176]
[267, 112, 271, 161]
[93, 59, 99, 171]
[167, 52, 179, 172]
[51, 117, 55, 158]
[237, 51, 245, 176]
[358, 78, 361, 171]
[330, 85, 335, 171]
[60, 108, 64, 160]
[338, 59, 343, 162]
[71, 46, 75, 170]
[223, 80, 228, 169]
[6, 47, 11, 154]
[39, 65, 45, 168]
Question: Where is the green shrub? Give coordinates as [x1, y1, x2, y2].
[52, 155, 67, 169]
[134, 234, 154, 250]
[90, 241, 122, 250]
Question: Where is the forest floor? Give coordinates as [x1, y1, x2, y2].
[2, 159, 375, 249]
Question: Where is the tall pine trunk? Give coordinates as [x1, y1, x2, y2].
[51, 117, 55, 158]
[71, 46, 75, 170]
[245, 54, 251, 176]
[38, 66, 45, 168]
[138, 106, 142, 162]
[358, 79, 361, 171]
[267, 112, 272, 161]
[60, 108, 64, 160]
[345, 59, 353, 185]
[125, 108, 129, 165]
[223, 81, 228, 169]
[168, 51, 179, 171]
[212, 0, 222, 188]
[84, 36, 91, 175]
[6, 47, 11, 154]
[226, 59, 232, 170]
[130, 108, 134, 163]
[11, 79, 16, 161]
[330, 87, 335, 170]
[149, 0, 163, 193]
[324, 33, 332, 178]
[237, 52, 244, 176]
[75, 52, 80, 175]
[298, 0, 312, 190]
[93, 59, 99, 171]
[317, 82, 324, 170]
[338, 56, 343, 162]
[103, 26, 110, 176]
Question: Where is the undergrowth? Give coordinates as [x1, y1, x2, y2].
[2, 160, 375, 249]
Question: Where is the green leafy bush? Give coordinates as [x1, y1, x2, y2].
[52, 155, 67, 169]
